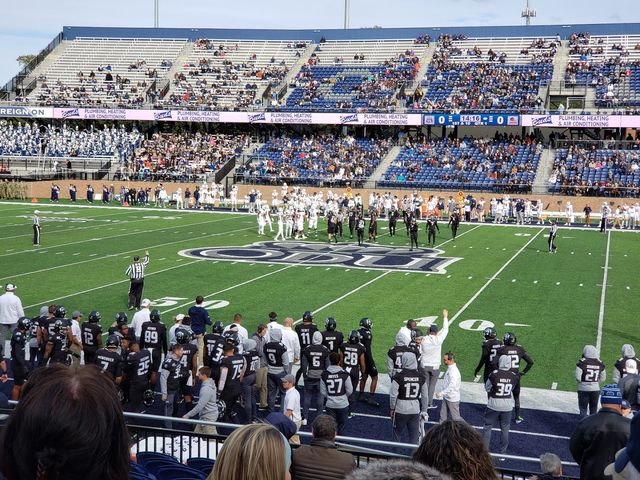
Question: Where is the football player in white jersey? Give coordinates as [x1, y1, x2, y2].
[274, 208, 285, 241]
[565, 201, 574, 225]
[230, 185, 238, 212]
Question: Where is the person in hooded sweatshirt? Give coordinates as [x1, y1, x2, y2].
[483, 354, 519, 454]
[263, 328, 289, 412]
[301, 331, 330, 425]
[390, 352, 425, 444]
[576, 345, 606, 418]
[387, 332, 418, 378]
[320, 352, 352, 434]
[613, 344, 640, 383]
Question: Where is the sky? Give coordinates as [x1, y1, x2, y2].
[2, 0, 640, 86]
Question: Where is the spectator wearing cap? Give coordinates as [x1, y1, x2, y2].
[570, 384, 631, 480]
[69, 311, 83, 366]
[619, 360, 640, 411]
[281, 373, 302, 444]
[605, 411, 640, 479]
[130, 299, 151, 340]
[0, 284, 24, 350]
[419, 309, 450, 409]
[169, 313, 185, 346]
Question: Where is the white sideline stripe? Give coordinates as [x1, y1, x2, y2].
[1, 225, 254, 282]
[24, 260, 203, 309]
[450, 228, 545, 324]
[0, 214, 240, 259]
[596, 231, 611, 355]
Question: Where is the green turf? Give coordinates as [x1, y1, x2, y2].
[1, 201, 637, 392]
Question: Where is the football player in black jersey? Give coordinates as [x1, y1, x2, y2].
[388, 209, 399, 237]
[124, 341, 152, 412]
[295, 311, 318, 384]
[409, 217, 418, 251]
[356, 215, 365, 246]
[321, 317, 344, 354]
[175, 327, 198, 415]
[339, 330, 366, 416]
[81, 311, 103, 365]
[348, 208, 357, 239]
[241, 338, 260, 423]
[483, 354, 519, 454]
[426, 215, 439, 246]
[474, 327, 503, 385]
[95, 335, 123, 385]
[10, 317, 31, 400]
[448, 211, 461, 240]
[358, 317, 379, 407]
[494, 332, 534, 424]
[301, 331, 330, 424]
[387, 331, 418, 378]
[203, 321, 226, 380]
[218, 343, 246, 422]
[160, 343, 184, 428]
[42, 319, 71, 366]
[140, 309, 168, 387]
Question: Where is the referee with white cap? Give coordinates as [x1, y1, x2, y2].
[126, 250, 149, 310]
[33, 210, 41, 246]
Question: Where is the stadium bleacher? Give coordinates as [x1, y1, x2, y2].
[379, 135, 541, 192]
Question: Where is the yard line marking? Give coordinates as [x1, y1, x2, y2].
[0, 225, 254, 282]
[73, 253, 80, 256]
[24, 260, 204, 309]
[450, 228, 544, 325]
[596, 231, 611, 354]
[0, 215, 240, 259]
[294, 271, 393, 323]
[55, 252, 64, 255]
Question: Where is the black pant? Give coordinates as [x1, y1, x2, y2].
[33, 225, 40, 245]
[410, 234, 418, 249]
[600, 218, 607, 233]
[128, 279, 144, 309]
[428, 230, 436, 245]
[357, 229, 364, 246]
[451, 224, 458, 239]
[513, 379, 521, 418]
[548, 234, 556, 252]
[389, 221, 396, 236]
[125, 382, 148, 412]
[578, 390, 599, 418]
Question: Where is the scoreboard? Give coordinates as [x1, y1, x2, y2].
[422, 114, 520, 126]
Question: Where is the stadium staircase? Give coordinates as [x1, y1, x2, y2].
[154, 42, 195, 103]
[20, 41, 71, 93]
[584, 87, 597, 110]
[550, 40, 569, 86]
[268, 42, 317, 105]
[364, 144, 402, 188]
[404, 43, 435, 97]
[531, 147, 555, 195]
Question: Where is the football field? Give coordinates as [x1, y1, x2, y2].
[1, 201, 638, 393]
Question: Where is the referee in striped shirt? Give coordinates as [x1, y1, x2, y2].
[126, 250, 149, 310]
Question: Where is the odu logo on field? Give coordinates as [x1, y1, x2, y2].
[179, 241, 460, 274]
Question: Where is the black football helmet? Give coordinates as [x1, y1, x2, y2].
[17, 317, 31, 331]
[88, 311, 101, 323]
[302, 311, 314, 322]
[150, 310, 161, 323]
[216, 399, 227, 420]
[175, 327, 192, 345]
[325, 317, 337, 331]
[115, 312, 128, 324]
[143, 389, 155, 407]
[212, 321, 224, 334]
[106, 334, 120, 348]
[348, 330, 361, 344]
[483, 327, 497, 340]
[503, 332, 517, 346]
[53, 319, 67, 335]
[223, 331, 240, 346]
[359, 317, 372, 329]
[54, 306, 67, 319]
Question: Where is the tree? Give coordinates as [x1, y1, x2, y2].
[16, 55, 36, 68]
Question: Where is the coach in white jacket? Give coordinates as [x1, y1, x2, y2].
[0, 284, 24, 349]
[420, 309, 449, 409]
[435, 352, 462, 422]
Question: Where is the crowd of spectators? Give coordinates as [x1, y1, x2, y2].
[246, 134, 391, 183]
[549, 143, 640, 197]
[383, 134, 541, 193]
[408, 34, 553, 112]
[125, 132, 251, 181]
[0, 121, 142, 159]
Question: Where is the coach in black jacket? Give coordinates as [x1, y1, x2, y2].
[569, 384, 630, 480]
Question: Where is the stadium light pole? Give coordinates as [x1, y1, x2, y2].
[154, 0, 159, 28]
[521, 0, 536, 26]
[344, 0, 350, 29]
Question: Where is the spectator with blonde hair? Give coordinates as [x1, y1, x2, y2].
[208, 423, 291, 480]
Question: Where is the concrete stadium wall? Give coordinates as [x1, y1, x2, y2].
[24, 180, 624, 214]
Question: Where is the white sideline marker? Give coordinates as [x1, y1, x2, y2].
[596, 231, 612, 354]
[579, 283, 583, 287]
[468, 276, 473, 280]
[533, 280, 538, 284]
[556, 282, 560, 285]
[551, 383, 558, 390]
[512, 279, 516, 283]
[56, 252, 64, 255]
